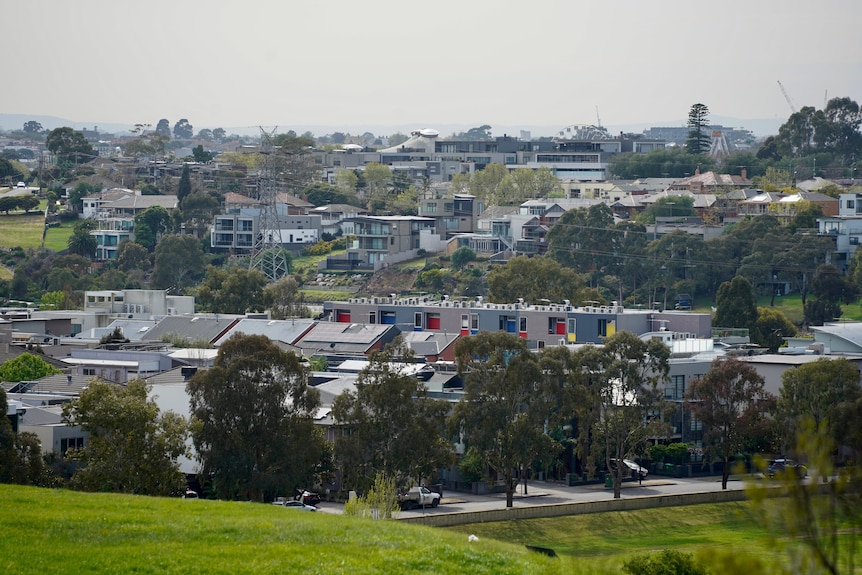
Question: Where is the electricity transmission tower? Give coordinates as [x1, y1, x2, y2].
[249, 127, 290, 281]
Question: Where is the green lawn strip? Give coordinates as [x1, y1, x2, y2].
[0, 485, 565, 575]
[444, 502, 775, 567]
[300, 289, 354, 302]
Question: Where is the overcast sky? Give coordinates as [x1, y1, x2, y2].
[6, 0, 861, 136]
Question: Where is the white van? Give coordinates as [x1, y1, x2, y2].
[17, 182, 26, 188]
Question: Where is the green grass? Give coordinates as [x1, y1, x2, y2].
[0, 212, 50, 250]
[300, 289, 354, 302]
[445, 502, 770, 569]
[0, 485, 565, 575]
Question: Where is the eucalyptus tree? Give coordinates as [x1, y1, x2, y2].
[686, 357, 773, 489]
[188, 334, 324, 501]
[448, 331, 561, 507]
[332, 342, 454, 493]
[593, 331, 670, 498]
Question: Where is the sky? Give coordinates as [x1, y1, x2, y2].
[5, 0, 862, 137]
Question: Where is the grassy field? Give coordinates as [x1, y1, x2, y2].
[0, 485, 563, 575]
[445, 501, 771, 571]
[0, 212, 49, 250]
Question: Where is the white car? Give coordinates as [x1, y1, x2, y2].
[279, 499, 317, 511]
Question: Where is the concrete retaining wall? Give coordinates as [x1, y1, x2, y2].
[398, 489, 748, 527]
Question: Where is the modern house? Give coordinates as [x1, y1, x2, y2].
[322, 215, 440, 271]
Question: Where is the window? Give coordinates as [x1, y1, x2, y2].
[667, 375, 685, 400]
[60, 437, 84, 455]
[567, 318, 576, 335]
[519, 317, 527, 332]
[414, 312, 422, 329]
[597, 319, 608, 337]
[83, 368, 96, 376]
[424, 202, 437, 213]
[470, 314, 479, 331]
[368, 311, 376, 324]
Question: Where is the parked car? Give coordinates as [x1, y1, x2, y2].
[295, 489, 321, 506]
[397, 486, 441, 510]
[767, 459, 807, 479]
[280, 499, 317, 511]
[610, 458, 649, 480]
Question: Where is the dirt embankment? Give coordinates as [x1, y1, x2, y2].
[358, 266, 420, 296]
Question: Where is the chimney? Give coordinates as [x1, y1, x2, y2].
[741, 168, 748, 180]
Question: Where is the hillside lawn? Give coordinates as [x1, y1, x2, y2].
[0, 485, 562, 575]
[7, 485, 856, 574]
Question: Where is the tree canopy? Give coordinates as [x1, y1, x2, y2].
[188, 334, 325, 501]
[62, 379, 189, 495]
[449, 331, 561, 507]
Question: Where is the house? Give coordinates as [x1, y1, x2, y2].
[322, 215, 439, 271]
[80, 188, 179, 261]
[418, 194, 484, 239]
[310, 204, 370, 236]
[210, 197, 322, 253]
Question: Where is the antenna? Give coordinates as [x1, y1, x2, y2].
[777, 80, 797, 114]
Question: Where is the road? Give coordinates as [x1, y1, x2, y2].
[314, 474, 752, 517]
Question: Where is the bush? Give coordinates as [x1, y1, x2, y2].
[622, 550, 708, 575]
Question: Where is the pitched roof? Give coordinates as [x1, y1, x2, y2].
[212, 318, 316, 347]
[141, 315, 241, 345]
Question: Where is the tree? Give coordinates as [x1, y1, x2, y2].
[66, 222, 98, 259]
[195, 266, 267, 314]
[212, 128, 226, 142]
[805, 264, 860, 325]
[753, 307, 797, 352]
[0, 388, 50, 486]
[188, 334, 325, 501]
[23, 121, 43, 134]
[62, 379, 188, 495]
[177, 164, 192, 203]
[191, 145, 213, 163]
[448, 331, 561, 507]
[124, 133, 168, 159]
[362, 162, 393, 210]
[263, 276, 306, 319]
[686, 357, 773, 489]
[133, 205, 171, 251]
[776, 357, 862, 452]
[155, 119, 171, 137]
[332, 343, 454, 493]
[450, 246, 476, 270]
[457, 125, 493, 140]
[713, 276, 758, 331]
[150, 234, 207, 292]
[594, 331, 670, 498]
[486, 255, 594, 305]
[746, 418, 862, 575]
[685, 103, 711, 155]
[116, 241, 151, 273]
[45, 127, 94, 164]
[0, 352, 61, 382]
[173, 119, 193, 139]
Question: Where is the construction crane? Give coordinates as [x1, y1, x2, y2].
[595, 105, 602, 129]
[777, 80, 797, 114]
